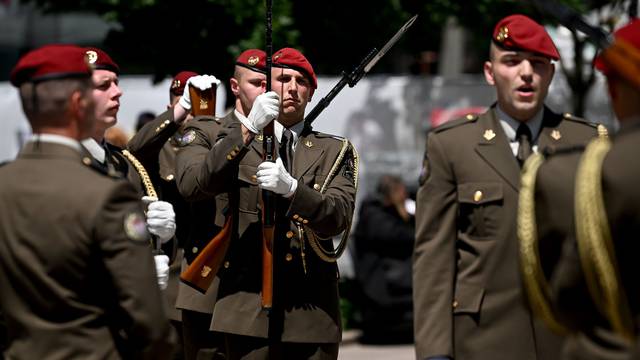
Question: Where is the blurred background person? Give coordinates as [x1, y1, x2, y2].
[352, 174, 415, 344]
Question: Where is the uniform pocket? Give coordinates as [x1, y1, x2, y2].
[457, 182, 503, 238]
[237, 164, 259, 213]
[453, 282, 485, 314]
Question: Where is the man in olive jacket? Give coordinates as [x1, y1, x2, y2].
[413, 14, 600, 360]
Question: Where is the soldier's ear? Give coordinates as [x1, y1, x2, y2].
[483, 61, 495, 86]
[308, 88, 314, 102]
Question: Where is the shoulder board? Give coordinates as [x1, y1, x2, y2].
[80, 154, 115, 177]
[562, 113, 608, 137]
[432, 113, 478, 133]
[562, 113, 598, 128]
[311, 131, 345, 141]
[194, 115, 221, 124]
[541, 144, 586, 158]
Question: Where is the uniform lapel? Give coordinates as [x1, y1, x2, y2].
[537, 108, 566, 150]
[292, 133, 324, 178]
[474, 109, 520, 191]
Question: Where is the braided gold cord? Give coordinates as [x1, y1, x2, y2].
[121, 149, 158, 198]
[305, 139, 359, 262]
[575, 137, 633, 342]
[518, 153, 569, 335]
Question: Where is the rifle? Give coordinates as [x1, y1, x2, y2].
[260, 0, 275, 310]
[531, 0, 640, 89]
[303, 14, 418, 132]
[179, 215, 232, 293]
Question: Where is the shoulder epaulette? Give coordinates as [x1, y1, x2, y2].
[432, 113, 478, 133]
[563, 113, 608, 137]
[312, 131, 345, 142]
[541, 144, 586, 158]
[194, 115, 221, 124]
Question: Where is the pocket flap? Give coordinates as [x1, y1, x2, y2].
[238, 164, 257, 185]
[457, 182, 503, 204]
[453, 283, 485, 314]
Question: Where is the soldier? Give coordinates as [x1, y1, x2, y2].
[171, 49, 268, 360]
[80, 47, 179, 291]
[413, 14, 601, 360]
[0, 44, 175, 359]
[518, 19, 640, 359]
[176, 47, 358, 360]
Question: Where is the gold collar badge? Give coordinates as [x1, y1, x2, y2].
[483, 129, 496, 141]
[496, 26, 509, 42]
[551, 130, 562, 140]
[305, 140, 313, 148]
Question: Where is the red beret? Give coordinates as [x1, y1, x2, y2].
[492, 14, 560, 60]
[272, 47, 317, 89]
[595, 18, 640, 76]
[10, 44, 91, 87]
[236, 49, 267, 74]
[170, 71, 199, 95]
[84, 47, 120, 74]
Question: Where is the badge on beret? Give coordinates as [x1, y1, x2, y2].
[172, 79, 181, 90]
[177, 130, 197, 147]
[124, 212, 149, 242]
[248, 56, 260, 66]
[496, 26, 509, 42]
[85, 50, 98, 64]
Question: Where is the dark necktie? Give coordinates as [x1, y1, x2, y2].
[516, 123, 533, 166]
[279, 129, 293, 172]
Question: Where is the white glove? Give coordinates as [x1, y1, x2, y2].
[256, 157, 297, 197]
[154, 255, 170, 290]
[142, 196, 176, 244]
[178, 74, 221, 111]
[240, 91, 280, 134]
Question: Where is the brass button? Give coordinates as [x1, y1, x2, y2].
[302, 219, 309, 224]
[473, 190, 483, 202]
[452, 300, 459, 309]
[466, 114, 474, 120]
[192, 247, 198, 254]
[164, 119, 170, 125]
[165, 174, 174, 181]
[230, 150, 237, 156]
[285, 253, 293, 261]
[251, 175, 257, 182]
[155, 127, 161, 133]
[82, 157, 92, 166]
[313, 183, 320, 191]
[223, 261, 230, 268]
[286, 231, 294, 238]
[293, 214, 299, 220]
[226, 154, 233, 160]
[233, 145, 240, 152]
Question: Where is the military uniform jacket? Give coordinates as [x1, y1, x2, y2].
[413, 106, 598, 360]
[532, 119, 640, 360]
[176, 116, 357, 343]
[0, 141, 174, 360]
[170, 112, 228, 315]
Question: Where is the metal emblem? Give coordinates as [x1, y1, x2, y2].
[171, 79, 180, 90]
[199, 98, 209, 110]
[256, 134, 263, 142]
[124, 212, 148, 242]
[85, 50, 98, 64]
[201, 265, 212, 278]
[248, 55, 260, 66]
[483, 129, 496, 141]
[305, 140, 313, 148]
[551, 130, 562, 140]
[496, 26, 509, 42]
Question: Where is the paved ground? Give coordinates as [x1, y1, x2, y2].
[338, 330, 414, 360]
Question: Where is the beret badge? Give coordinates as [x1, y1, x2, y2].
[496, 26, 509, 42]
[247, 56, 260, 66]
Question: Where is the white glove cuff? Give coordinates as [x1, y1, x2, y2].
[178, 93, 191, 111]
[237, 113, 259, 134]
[284, 177, 297, 198]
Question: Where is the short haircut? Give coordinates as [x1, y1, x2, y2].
[19, 78, 92, 127]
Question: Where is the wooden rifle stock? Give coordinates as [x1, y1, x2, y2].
[260, 121, 276, 310]
[188, 83, 217, 117]
[180, 215, 232, 294]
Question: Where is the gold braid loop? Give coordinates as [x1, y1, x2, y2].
[121, 149, 158, 198]
[304, 139, 359, 262]
[575, 136, 634, 343]
[518, 153, 569, 335]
